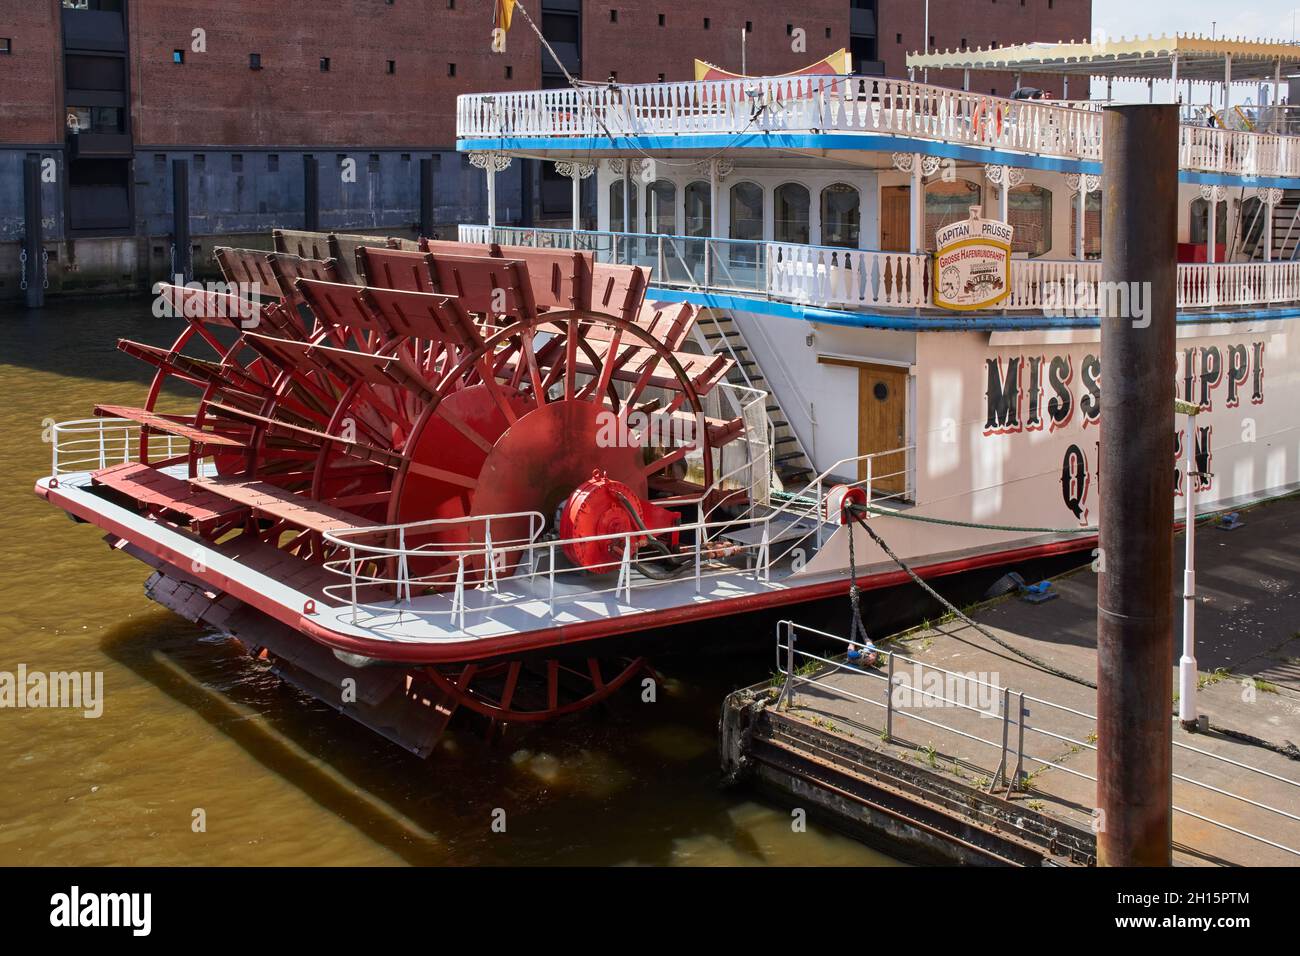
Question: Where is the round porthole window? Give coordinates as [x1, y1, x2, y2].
[873, 382, 889, 401]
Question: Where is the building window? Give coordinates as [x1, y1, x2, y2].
[448, 63, 456, 76]
[387, 60, 396, 74]
[172, 49, 184, 64]
[657, 73, 665, 82]
[786, 24, 793, 36]
[232, 154, 243, 172]
[646, 180, 676, 234]
[729, 182, 763, 243]
[268, 154, 279, 172]
[658, 14, 665, 26]
[505, 65, 513, 79]
[0, 38, 11, 54]
[610, 9, 617, 22]
[1009, 184, 1052, 257]
[825, 27, 832, 39]
[610, 179, 637, 232]
[960, 37, 967, 49]
[896, 33, 902, 44]
[703, 17, 710, 29]
[745, 21, 753, 33]
[684, 181, 711, 237]
[249, 53, 261, 69]
[821, 183, 860, 248]
[448, 0, 455, 7]
[774, 183, 810, 245]
[320, 57, 331, 71]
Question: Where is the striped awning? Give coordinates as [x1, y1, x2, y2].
[906, 34, 1300, 83]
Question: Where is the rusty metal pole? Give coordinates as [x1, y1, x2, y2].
[1096, 105, 1178, 866]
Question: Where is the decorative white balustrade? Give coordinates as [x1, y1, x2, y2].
[458, 225, 1300, 315]
[767, 244, 930, 309]
[458, 76, 1300, 179]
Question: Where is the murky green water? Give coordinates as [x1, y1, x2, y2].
[0, 297, 896, 866]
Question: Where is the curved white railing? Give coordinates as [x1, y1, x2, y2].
[463, 224, 1300, 314]
[316, 443, 915, 632]
[50, 418, 190, 480]
[458, 75, 1300, 178]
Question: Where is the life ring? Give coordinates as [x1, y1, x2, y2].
[971, 98, 1002, 141]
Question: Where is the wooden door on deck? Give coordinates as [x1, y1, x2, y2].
[856, 363, 909, 496]
[880, 185, 911, 252]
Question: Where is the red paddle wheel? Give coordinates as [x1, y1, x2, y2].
[91, 240, 746, 741]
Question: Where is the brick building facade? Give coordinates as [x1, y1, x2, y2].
[0, 0, 1090, 299]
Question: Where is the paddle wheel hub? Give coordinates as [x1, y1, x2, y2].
[559, 469, 678, 571]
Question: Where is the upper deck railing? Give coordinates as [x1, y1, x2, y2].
[460, 224, 1300, 315]
[457, 75, 1300, 180]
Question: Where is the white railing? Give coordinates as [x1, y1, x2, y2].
[1180, 124, 1300, 179]
[768, 244, 930, 309]
[50, 418, 189, 480]
[1177, 260, 1300, 309]
[464, 224, 1300, 314]
[776, 619, 1300, 861]
[317, 445, 914, 631]
[458, 75, 1300, 177]
[459, 75, 1103, 161]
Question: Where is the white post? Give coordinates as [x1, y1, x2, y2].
[1170, 54, 1179, 107]
[923, 0, 930, 84]
[486, 165, 497, 227]
[1075, 181, 1086, 260]
[1179, 410, 1199, 730]
[962, 68, 970, 92]
[1275, 60, 1284, 133]
[1224, 53, 1232, 114]
[909, 153, 923, 254]
[1264, 195, 1274, 262]
[709, 160, 720, 238]
[571, 174, 581, 232]
[1063, 75, 1069, 100]
[1206, 192, 1218, 264]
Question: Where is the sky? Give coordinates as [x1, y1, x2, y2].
[1089, 0, 1300, 102]
[1093, 0, 1300, 44]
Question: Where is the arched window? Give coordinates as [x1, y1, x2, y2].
[924, 180, 982, 251]
[774, 182, 810, 244]
[645, 179, 676, 234]
[1008, 183, 1052, 257]
[610, 179, 637, 233]
[1190, 197, 1228, 247]
[684, 181, 711, 237]
[1070, 190, 1102, 258]
[729, 181, 763, 242]
[821, 183, 860, 248]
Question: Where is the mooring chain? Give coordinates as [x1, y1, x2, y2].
[845, 511, 872, 649]
[845, 503, 1096, 689]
